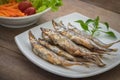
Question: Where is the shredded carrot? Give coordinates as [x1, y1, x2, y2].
[9, 3, 19, 9]
[0, 2, 15, 7]
[0, 2, 25, 17]
[0, 13, 6, 16]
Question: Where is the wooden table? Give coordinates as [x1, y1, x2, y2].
[0, 0, 120, 80]
[81, 0, 120, 14]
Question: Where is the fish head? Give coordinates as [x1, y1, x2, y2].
[40, 28, 54, 36]
[28, 31, 37, 47]
[52, 20, 66, 31]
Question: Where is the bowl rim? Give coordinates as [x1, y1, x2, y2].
[0, 8, 51, 20]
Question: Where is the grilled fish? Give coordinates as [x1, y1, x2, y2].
[41, 28, 105, 67]
[38, 38, 76, 61]
[68, 22, 120, 48]
[42, 32, 95, 64]
[29, 31, 84, 67]
[52, 20, 117, 53]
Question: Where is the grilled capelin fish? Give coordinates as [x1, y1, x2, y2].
[41, 28, 105, 67]
[53, 21, 101, 54]
[52, 20, 117, 53]
[68, 22, 120, 48]
[42, 32, 102, 64]
[29, 31, 84, 67]
[41, 28, 87, 56]
[38, 38, 76, 61]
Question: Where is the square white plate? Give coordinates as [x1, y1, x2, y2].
[15, 12, 120, 78]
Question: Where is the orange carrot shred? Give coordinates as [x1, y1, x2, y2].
[0, 2, 25, 17]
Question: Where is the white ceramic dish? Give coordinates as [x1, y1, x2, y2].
[15, 12, 120, 78]
[0, 8, 50, 28]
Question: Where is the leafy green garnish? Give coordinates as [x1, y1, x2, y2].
[103, 31, 116, 38]
[0, 0, 9, 5]
[37, 5, 47, 13]
[94, 16, 99, 28]
[85, 19, 94, 25]
[33, 0, 42, 9]
[75, 20, 88, 31]
[103, 22, 109, 30]
[0, 0, 62, 13]
[75, 16, 117, 38]
[30, 0, 63, 13]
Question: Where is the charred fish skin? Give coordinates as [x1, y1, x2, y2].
[29, 31, 84, 67]
[38, 38, 76, 61]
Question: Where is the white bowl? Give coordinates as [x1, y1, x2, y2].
[0, 8, 50, 28]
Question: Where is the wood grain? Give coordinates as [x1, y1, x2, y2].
[0, 0, 120, 80]
[81, 0, 120, 14]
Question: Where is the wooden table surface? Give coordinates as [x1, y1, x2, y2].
[81, 0, 120, 14]
[0, 0, 120, 80]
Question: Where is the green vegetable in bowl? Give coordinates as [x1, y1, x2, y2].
[0, 0, 63, 13]
[0, 0, 9, 5]
[30, 0, 63, 12]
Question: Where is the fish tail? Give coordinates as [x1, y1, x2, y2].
[107, 40, 120, 48]
[62, 61, 86, 67]
[107, 48, 118, 52]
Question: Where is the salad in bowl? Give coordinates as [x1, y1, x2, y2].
[0, 0, 62, 28]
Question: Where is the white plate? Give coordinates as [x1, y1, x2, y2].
[15, 12, 120, 78]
